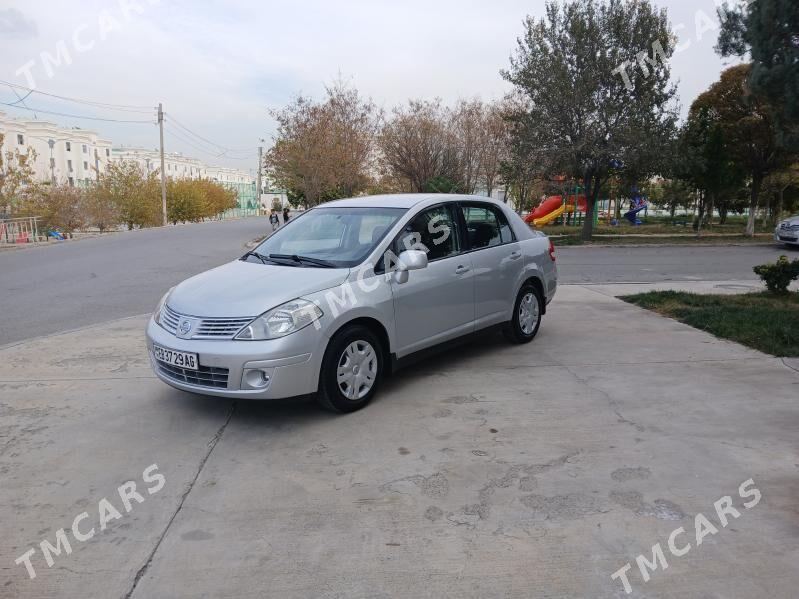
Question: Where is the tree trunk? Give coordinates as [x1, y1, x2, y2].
[580, 171, 600, 241]
[775, 187, 785, 224]
[693, 190, 704, 232]
[745, 175, 762, 237]
[704, 193, 715, 228]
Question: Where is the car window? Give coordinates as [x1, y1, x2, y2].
[358, 213, 397, 245]
[496, 208, 516, 243]
[461, 205, 502, 249]
[396, 205, 458, 261]
[254, 207, 406, 268]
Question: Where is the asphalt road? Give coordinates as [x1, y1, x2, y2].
[0, 218, 792, 345]
[0, 218, 271, 346]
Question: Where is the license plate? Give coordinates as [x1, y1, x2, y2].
[153, 344, 198, 370]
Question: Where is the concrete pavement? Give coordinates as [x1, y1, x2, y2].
[2, 286, 798, 598]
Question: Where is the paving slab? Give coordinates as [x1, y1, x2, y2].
[1, 286, 797, 598]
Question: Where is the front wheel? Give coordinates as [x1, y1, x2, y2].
[317, 325, 383, 413]
[503, 284, 542, 344]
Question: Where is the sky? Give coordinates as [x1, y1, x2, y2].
[0, 0, 743, 173]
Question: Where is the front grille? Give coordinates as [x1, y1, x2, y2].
[780, 223, 799, 231]
[156, 361, 229, 389]
[160, 305, 252, 339]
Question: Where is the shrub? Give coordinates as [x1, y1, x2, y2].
[753, 255, 799, 293]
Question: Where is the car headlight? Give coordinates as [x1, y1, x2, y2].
[235, 299, 323, 340]
[153, 289, 173, 325]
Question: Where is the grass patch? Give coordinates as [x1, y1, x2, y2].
[549, 234, 773, 247]
[620, 291, 799, 357]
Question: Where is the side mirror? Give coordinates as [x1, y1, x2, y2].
[393, 250, 428, 284]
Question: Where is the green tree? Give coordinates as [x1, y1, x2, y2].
[0, 133, 38, 216]
[698, 64, 788, 236]
[717, 0, 799, 149]
[98, 161, 160, 229]
[503, 0, 678, 240]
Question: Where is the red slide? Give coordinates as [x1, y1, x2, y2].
[524, 196, 563, 223]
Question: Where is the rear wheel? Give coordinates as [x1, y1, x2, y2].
[317, 325, 383, 413]
[503, 284, 542, 344]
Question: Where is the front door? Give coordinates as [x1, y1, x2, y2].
[390, 204, 475, 356]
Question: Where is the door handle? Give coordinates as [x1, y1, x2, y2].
[509, 251, 522, 260]
[455, 265, 470, 275]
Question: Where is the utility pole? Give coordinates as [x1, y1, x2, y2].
[158, 102, 167, 226]
[93, 148, 100, 183]
[257, 142, 263, 215]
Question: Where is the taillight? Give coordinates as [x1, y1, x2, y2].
[548, 239, 556, 262]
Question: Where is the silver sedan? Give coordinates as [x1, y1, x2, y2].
[145, 194, 558, 412]
[775, 215, 799, 248]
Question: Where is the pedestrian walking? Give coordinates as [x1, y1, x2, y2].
[283, 207, 291, 224]
[269, 209, 280, 232]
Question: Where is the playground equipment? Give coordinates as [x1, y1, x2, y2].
[623, 188, 648, 225]
[525, 194, 588, 227]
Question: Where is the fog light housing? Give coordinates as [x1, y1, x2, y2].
[242, 368, 272, 390]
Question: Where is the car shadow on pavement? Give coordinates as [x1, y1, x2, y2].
[162, 330, 511, 424]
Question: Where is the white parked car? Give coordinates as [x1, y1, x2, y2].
[775, 215, 799, 247]
[146, 194, 558, 412]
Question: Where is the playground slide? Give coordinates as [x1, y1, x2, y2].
[525, 195, 563, 224]
[623, 204, 647, 225]
[533, 204, 566, 227]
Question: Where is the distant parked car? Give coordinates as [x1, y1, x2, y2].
[775, 215, 799, 248]
[146, 194, 558, 412]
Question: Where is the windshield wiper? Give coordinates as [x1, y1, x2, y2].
[268, 254, 336, 268]
[241, 251, 284, 265]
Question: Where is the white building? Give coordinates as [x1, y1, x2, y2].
[112, 147, 253, 185]
[0, 111, 113, 187]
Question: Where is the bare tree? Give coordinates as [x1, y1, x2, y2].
[479, 101, 511, 198]
[379, 99, 462, 193]
[264, 82, 380, 206]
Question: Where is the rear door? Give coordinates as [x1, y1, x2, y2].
[459, 203, 523, 329]
[390, 203, 475, 356]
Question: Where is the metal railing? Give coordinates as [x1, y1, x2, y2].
[0, 216, 41, 244]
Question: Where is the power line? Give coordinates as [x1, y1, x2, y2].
[166, 112, 257, 155]
[164, 124, 255, 162]
[0, 101, 155, 124]
[0, 79, 154, 114]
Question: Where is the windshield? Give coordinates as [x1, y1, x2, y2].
[252, 207, 406, 268]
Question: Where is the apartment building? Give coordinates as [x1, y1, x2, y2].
[0, 111, 113, 187]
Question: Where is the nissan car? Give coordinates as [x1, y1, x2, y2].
[145, 194, 557, 412]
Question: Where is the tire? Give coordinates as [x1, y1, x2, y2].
[317, 325, 383, 413]
[503, 284, 543, 344]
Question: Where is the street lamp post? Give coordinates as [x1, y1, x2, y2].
[47, 139, 55, 184]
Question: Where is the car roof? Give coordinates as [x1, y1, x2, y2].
[318, 194, 508, 210]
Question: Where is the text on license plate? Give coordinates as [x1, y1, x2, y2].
[153, 345, 198, 370]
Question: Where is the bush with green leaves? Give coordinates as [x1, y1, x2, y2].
[753, 255, 799, 293]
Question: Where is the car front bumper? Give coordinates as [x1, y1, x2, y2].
[775, 231, 799, 245]
[145, 316, 328, 399]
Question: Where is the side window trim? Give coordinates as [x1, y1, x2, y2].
[458, 201, 516, 252]
[391, 202, 463, 264]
